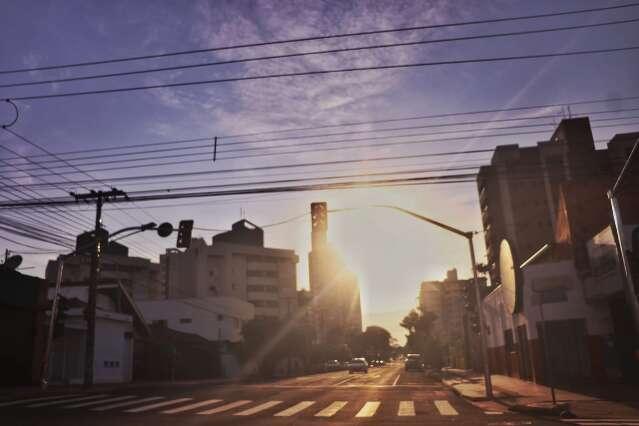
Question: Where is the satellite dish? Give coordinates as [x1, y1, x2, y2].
[157, 222, 174, 238]
[4, 255, 23, 270]
[499, 239, 522, 314]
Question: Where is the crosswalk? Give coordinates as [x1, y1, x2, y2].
[563, 419, 639, 426]
[0, 393, 505, 419]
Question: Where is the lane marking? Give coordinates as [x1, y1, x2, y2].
[197, 400, 252, 415]
[335, 377, 356, 386]
[355, 401, 380, 418]
[64, 395, 136, 409]
[92, 396, 164, 411]
[392, 375, 400, 386]
[0, 394, 81, 407]
[434, 400, 459, 416]
[485, 411, 504, 415]
[234, 400, 283, 416]
[274, 401, 315, 417]
[398, 400, 415, 416]
[162, 399, 223, 414]
[125, 398, 192, 413]
[28, 394, 109, 408]
[315, 401, 348, 417]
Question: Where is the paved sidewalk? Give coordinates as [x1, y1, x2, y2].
[442, 370, 639, 418]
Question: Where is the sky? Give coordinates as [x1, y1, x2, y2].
[1, 0, 638, 343]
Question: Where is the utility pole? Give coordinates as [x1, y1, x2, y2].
[70, 188, 128, 388]
[608, 138, 639, 337]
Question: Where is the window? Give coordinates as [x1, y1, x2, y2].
[179, 318, 192, 324]
[217, 314, 224, 321]
[152, 320, 168, 327]
[540, 288, 567, 304]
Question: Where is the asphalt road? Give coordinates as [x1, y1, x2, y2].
[0, 363, 571, 426]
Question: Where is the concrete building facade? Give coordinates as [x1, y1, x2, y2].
[477, 117, 638, 285]
[45, 231, 164, 301]
[162, 220, 299, 319]
[419, 268, 486, 368]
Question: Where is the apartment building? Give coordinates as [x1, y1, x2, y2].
[162, 220, 299, 319]
[477, 117, 638, 284]
[45, 230, 164, 300]
[419, 268, 486, 368]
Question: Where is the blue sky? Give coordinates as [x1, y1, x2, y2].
[1, 0, 638, 342]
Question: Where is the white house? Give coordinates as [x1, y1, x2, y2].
[46, 283, 149, 384]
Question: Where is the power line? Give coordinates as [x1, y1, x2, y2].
[4, 120, 638, 180]
[6, 45, 639, 101]
[6, 96, 639, 162]
[4, 16, 638, 90]
[6, 107, 639, 169]
[3, 2, 637, 75]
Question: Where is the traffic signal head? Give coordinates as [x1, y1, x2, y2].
[311, 202, 327, 231]
[176, 220, 194, 248]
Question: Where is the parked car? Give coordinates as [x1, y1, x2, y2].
[404, 354, 423, 371]
[324, 360, 342, 372]
[348, 358, 369, 373]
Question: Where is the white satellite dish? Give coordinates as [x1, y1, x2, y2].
[499, 239, 522, 314]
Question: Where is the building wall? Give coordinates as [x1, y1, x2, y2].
[163, 238, 298, 320]
[46, 254, 163, 301]
[476, 119, 637, 286]
[482, 259, 615, 384]
[136, 297, 254, 342]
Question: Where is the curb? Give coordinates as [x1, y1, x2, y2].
[508, 403, 573, 417]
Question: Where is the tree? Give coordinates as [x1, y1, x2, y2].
[400, 307, 443, 368]
[348, 325, 393, 360]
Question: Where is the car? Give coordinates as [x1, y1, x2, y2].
[348, 358, 368, 373]
[324, 360, 342, 372]
[404, 354, 423, 371]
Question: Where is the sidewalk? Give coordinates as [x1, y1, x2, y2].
[442, 369, 639, 418]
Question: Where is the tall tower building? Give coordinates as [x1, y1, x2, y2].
[308, 202, 362, 344]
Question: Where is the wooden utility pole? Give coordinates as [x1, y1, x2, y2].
[70, 188, 127, 388]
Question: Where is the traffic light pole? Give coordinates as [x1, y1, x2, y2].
[375, 205, 493, 398]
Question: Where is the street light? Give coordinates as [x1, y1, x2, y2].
[41, 221, 174, 390]
[371, 205, 493, 399]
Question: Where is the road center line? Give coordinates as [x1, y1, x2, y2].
[392, 374, 400, 386]
[335, 377, 356, 386]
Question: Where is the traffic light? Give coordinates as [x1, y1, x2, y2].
[311, 202, 327, 231]
[176, 220, 194, 248]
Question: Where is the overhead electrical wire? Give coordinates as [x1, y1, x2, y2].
[4, 120, 638, 181]
[5, 107, 639, 170]
[5, 46, 639, 101]
[1, 1, 637, 75]
[1, 127, 165, 256]
[5, 95, 639, 162]
[4, 16, 639, 90]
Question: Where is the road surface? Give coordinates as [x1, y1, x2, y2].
[0, 362, 615, 425]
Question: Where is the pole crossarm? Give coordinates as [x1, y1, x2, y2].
[374, 205, 469, 237]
